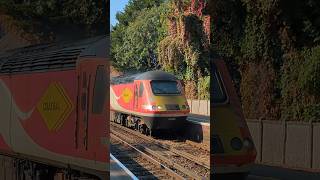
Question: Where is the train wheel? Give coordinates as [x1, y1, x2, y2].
[145, 128, 150, 136]
[139, 124, 144, 134]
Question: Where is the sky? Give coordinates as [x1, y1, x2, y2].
[110, 0, 130, 27]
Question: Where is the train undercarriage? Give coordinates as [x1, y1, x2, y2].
[110, 111, 187, 137]
[0, 155, 100, 180]
[111, 111, 151, 136]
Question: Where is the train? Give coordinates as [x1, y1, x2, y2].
[110, 70, 190, 135]
[211, 58, 257, 179]
[0, 36, 109, 179]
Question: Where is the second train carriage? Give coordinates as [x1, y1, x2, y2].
[211, 58, 257, 178]
[0, 36, 109, 179]
[110, 71, 190, 135]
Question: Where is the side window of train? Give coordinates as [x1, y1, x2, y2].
[92, 65, 107, 114]
[139, 83, 144, 97]
[212, 69, 227, 104]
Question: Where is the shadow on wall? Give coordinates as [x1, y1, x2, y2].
[183, 121, 210, 145]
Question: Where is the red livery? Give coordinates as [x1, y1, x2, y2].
[0, 37, 109, 178]
[110, 71, 190, 135]
[211, 58, 257, 179]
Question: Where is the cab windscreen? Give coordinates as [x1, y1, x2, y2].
[150, 80, 181, 95]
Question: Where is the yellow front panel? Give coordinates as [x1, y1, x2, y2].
[213, 105, 245, 155]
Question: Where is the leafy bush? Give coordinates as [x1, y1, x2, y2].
[208, 0, 320, 121]
[0, 0, 106, 40]
[281, 46, 320, 122]
[112, 5, 167, 71]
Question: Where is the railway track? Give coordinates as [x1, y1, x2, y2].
[111, 122, 210, 179]
[111, 134, 184, 179]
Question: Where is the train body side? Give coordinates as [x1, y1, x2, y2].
[0, 37, 109, 178]
[212, 59, 257, 174]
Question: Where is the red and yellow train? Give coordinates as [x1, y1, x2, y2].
[110, 71, 190, 135]
[0, 36, 109, 179]
[212, 58, 257, 178]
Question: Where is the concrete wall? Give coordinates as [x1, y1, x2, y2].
[247, 120, 320, 171]
[285, 122, 312, 169]
[187, 99, 210, 116]
[313, 123, 320, 169]
[185, 121, 210, 145]
[262, 121, 285, 166]
[187, 100, 320, 171]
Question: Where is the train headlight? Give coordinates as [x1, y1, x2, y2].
[151, 105, 157, 110]
[142, 105, 155, 111]
[230, 137, 243, 151]
[142, 105, 162, 111]
[243, 138, 254, 150]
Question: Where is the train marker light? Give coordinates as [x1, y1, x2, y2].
[243, 138, 254, 150]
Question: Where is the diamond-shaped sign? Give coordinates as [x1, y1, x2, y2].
[122, 87, 133, 103]
[37, 82, 73, 131]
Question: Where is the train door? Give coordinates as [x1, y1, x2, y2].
[134, 81, 144, 111]
[134, 81, 139, 111]
[137, 82, 144, 110]
[77, 61, 92, 151]
[76, 59, 108, 177]
[77, 59, 108, 168]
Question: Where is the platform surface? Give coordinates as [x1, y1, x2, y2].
[187, 113, 210, 125]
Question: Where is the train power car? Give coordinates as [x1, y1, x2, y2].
[110, 71, 190, 135]
[0, 36, 109, 179]
[211, 58, 257, 179]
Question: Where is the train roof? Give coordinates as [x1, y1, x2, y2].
[111, 70, 178, 85]
[0, 36, 109, 74]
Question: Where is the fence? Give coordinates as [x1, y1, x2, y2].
[187, 99, 210, 116]
[188, 100, 320, 171]
[247, 119, 320, 171]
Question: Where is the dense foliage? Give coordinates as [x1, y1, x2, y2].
[208, 0, 320, 121]
[112, 0, 210, 99]
[112, 5, 167, 71]
[157, 1, 210, 99]
[112, 0, 319, 121]
[0, 0, 107, 41]
[111, 0, 166, 71]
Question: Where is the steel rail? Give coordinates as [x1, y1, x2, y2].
[111, 128, 207, 179]
[111, 133, 184, 180]
[111, 122, 210, 169]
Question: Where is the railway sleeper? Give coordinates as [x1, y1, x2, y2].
[124, 164, 145, 168]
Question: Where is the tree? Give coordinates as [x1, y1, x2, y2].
[206, 0, 320, 121]
[111, 0, 166, 71]
[112, 6, 167, 71]
[0, 0, 107, 41]
[158, 0, 210, 99]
